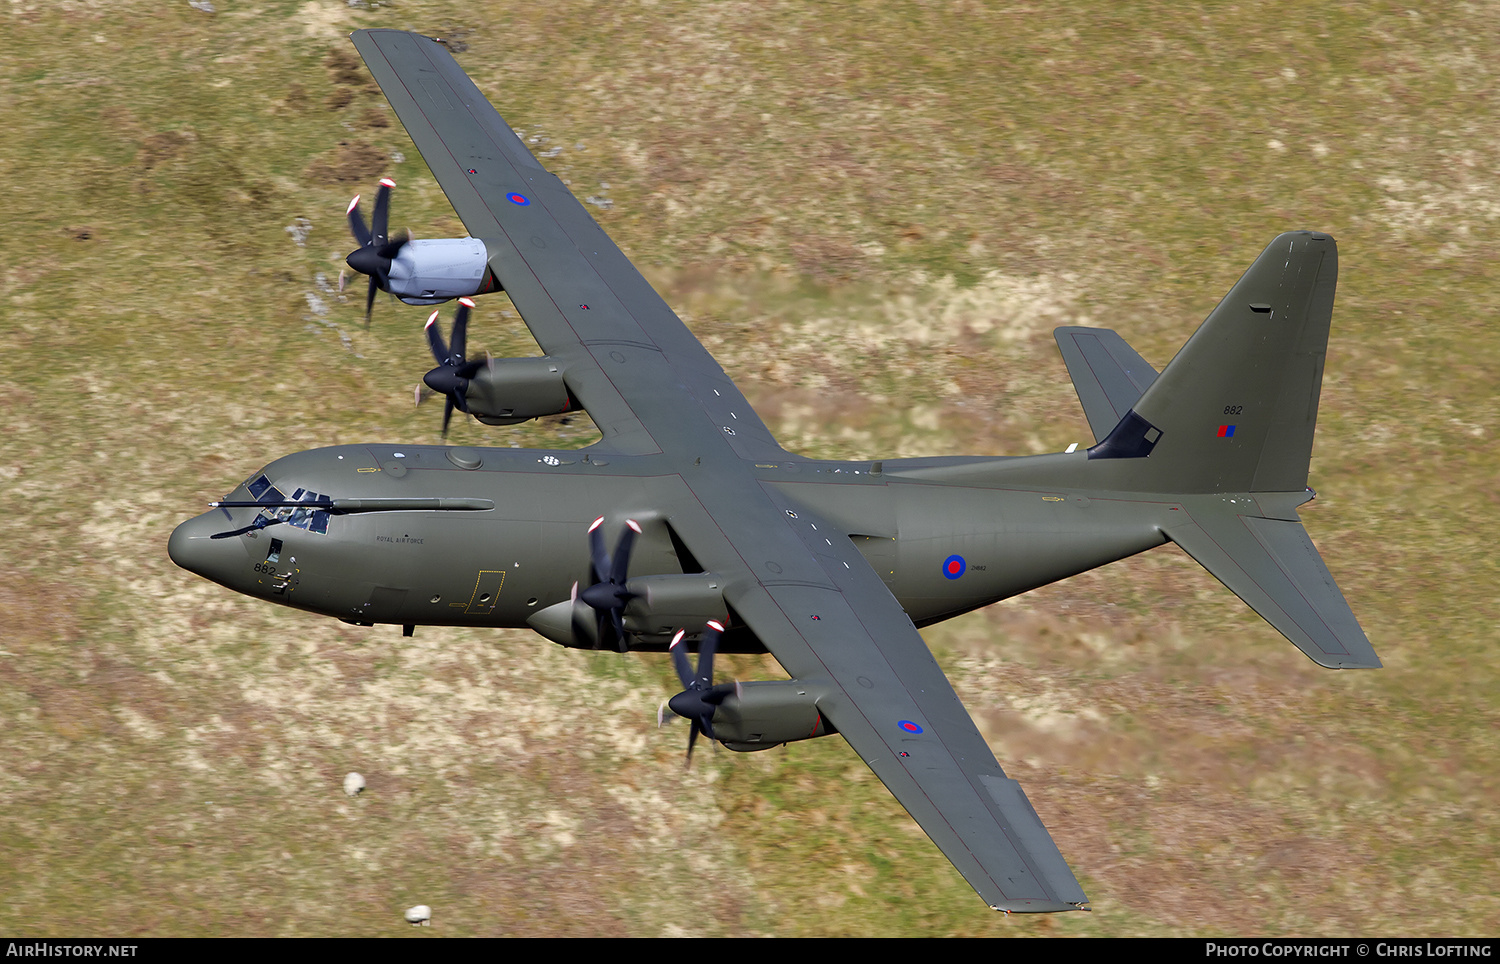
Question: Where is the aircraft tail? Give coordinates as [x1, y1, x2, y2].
[1080, 230, 1338, 494]
[893, 233, 1374, 668]
[1078, 231, 1376, 667]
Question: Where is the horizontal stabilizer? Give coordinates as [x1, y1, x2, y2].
[1054, 327, 1160, 442]
[1166, 499, 1380, 668]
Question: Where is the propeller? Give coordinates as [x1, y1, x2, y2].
[572, 517, 641, 652]
[344, 177, 411, 327]
[661, 622, 738, 765]
[418, 297, 486, 437]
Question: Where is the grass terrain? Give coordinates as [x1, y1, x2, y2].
[1, 0, 1496, 937]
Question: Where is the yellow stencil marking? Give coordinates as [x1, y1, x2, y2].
[464, 570, 506, 615]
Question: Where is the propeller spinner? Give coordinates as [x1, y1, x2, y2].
[418, 297, 487, 437]
[662, 622, 738, 765]
[344, 177, 411, 326]
[571, 517, 641, 652]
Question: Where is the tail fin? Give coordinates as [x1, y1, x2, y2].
[1088, 231, 1337, 494]
[1060, 233, 1374, 668]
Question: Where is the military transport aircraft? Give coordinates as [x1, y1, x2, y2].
[168, 29, 1380, 914]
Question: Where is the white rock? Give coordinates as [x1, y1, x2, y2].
[405, 905, 432, 926]
[342, 772, 366, 797]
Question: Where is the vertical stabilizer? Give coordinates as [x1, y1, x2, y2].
[1089, 231, 1337, 494]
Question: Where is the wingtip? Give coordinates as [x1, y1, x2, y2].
[988, 899, 1092, 914]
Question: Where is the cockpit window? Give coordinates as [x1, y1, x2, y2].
[245, 477, 332, 536]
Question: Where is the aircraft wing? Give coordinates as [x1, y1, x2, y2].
[705, 488, 1089, 912]
[352, 28, 1087, 913]
[350, 29, 783, 460]
[651, 464, 1090, 911]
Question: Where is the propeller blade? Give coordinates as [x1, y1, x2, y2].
[424, 309, 448, 363]
[344, 180, 402, 326]
[611, 608, 628, 653]
[697, 621, 722, 688]
[610, 520, 641, 586]
[574, 518, 644, 652]
[347, 194, 370, 247]
[450, 297, 474, 362]
[663, 620, 732, 764]
[587, 517, 609, 587]
[441, 396, 455, 438]
[371, 177, 394, 245]
[670, 631, 695, 689]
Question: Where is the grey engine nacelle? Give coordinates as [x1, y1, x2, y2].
[525, 572, 723, 649]
[466, 357, 578, 426]
[389, 237, 494, 305]
[712, 679, 838, 751]
[621, 573, 725, 641]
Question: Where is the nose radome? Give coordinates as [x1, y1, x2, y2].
[168, 511, 242, 586]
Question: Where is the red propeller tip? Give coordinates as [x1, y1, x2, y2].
[588, 517, 605, 532]
[424, 309, 440, 328]
[459, 297, 476, 308]
[346, 194, 361, 213]
[707, 620, 725, 633]
[380, 178, 396, 188]
[627, 519, 642, 533]
[670, 630, 686, 648]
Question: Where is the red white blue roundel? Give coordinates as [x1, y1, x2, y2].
[899, 720, 923, 734]
[942, 554, 966, 579]
[508, 192, 530, 206]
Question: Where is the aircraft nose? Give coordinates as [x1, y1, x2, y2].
[168, 511, 244, 586]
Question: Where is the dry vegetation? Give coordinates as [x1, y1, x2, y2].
[0, 0, 1495, 937]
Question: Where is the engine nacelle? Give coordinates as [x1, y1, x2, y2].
[389, 237, 498, 304]
[621, 573, 725, 642]
[524, 572, 723, 649]
[466, 357, 578, 425]
[712, 680, 837, 751]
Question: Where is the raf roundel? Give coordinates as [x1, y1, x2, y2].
[899, 720, 924, 734]
[508, 192, 530, 206]
[941, 554, 966, 580]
